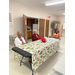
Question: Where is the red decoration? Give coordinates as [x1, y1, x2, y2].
[33, 60, 35, 62]
[38, 50, 40, 53]
[33, 68, 35, 71]
[48, 16, 51, 18]
[41, 38, 47, 43]
[38, 38, 39, 40]
[33, 44, 34, 45]
[46, 46, 48, 48]
[42, 61, 44, 63]
[22, 48, 24, 49]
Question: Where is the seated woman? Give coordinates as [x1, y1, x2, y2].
[15, 31, 26, 47]
[56, 30, 61, 39]
[32, 29, 41, 41]
[52, 30, 61, 39]
[15, 31, 32, 62]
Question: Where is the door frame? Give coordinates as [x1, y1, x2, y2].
[23, 15, 51, 39]
[27, 16, 38, 19]
[45, 20, 50, 37]
[27, 16, 39, 34]
[39, 18, 45, 38]
[38, 18, 51, 38]
[23, 14, 27, 42]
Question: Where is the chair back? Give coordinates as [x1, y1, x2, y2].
[14, 43, 15, 47]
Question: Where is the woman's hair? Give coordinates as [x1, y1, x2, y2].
[33, 29, 37, 33]
[17, 31, 21, 35]
[57, 30, 59, 33]
[54, 29, 57, 33]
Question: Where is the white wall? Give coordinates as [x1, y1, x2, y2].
[56, 15, 65, 37]
[9, 0, 57, 36]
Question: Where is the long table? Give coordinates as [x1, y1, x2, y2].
[12, 38, 59, 75]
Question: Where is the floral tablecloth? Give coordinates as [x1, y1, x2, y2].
[18, 38, 59, 71]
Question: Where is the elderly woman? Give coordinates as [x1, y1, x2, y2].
[15, 31, 26, 47]
[15, 31, 32, 62]
[52, 30, 61, 39]
[32, 29, 41, 41]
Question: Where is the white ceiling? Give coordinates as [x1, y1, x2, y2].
[11, 0, 65, 16]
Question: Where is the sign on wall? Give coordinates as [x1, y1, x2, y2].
[9, 13, 12, 27]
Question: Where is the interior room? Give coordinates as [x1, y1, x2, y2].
[9, 0, 65, 75]
[27, 17, 38, 39]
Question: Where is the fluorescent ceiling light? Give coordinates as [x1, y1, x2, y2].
[45, 0, 65, 6]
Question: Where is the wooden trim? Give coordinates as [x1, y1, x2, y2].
[45, 20, 49, 37]
[39, 19, 45, 38]
[23, 14, 27, 42]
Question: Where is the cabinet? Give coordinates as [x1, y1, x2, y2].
[27, 19, 32, 26]
[27, 31, 30, 39]
[27, 31, 32, 39]
[30, 31, 32, 38]
[32, 19, 35, 24]
[27, 19, 35, 26]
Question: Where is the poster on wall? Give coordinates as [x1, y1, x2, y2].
[9, 13, 12, 22]
[9, 13, 13, 27]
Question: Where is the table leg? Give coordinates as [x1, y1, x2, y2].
[20, 56, 24, 66]
[20, 56, 34, 75]
[32, 69, 34, 75]
[28, 57, 32, 66]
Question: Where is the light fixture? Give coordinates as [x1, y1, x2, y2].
[45, 0, 65, 6]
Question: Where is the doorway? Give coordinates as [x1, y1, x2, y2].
[45, 20, 49, 37]
[39, 19, 45, 38]
[27, 17, 38, 39]
[23, 14, 45, 42]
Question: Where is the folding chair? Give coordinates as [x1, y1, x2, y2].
[12, 47, 33, 75]
[14, 43, 22, 61]
[14, 42, 28, 61]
